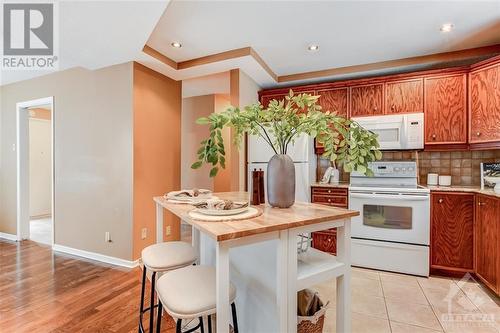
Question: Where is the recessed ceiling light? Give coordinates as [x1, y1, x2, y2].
[440, 23, 454, 32]
[171, 41, 182, 48]
[307, 44, 319, 52]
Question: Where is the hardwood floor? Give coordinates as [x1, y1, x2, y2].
[0, 240, 176, 333]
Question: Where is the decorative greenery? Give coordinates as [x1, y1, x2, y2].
[191, 90, 382, 177]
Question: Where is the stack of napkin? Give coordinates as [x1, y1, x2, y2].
[192, 199, 248, 210]
[165, 189, 212, 202]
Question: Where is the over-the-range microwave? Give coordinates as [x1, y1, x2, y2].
[352, 113, 424, 150]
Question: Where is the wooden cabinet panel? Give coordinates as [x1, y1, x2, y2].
[317, 88, 349, 117]
[431, 192, 474, 273]
[385, 79, 423, 114]
[311, 230, 336, 255]
[350, 84, 383, 117]
[470, 64, 500, 143]
[424, 75, 467, 145]
[261, 93, 288, 108]
[475, 194, 499, 294]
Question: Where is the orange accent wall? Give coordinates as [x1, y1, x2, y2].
[133, 62, 182, 259]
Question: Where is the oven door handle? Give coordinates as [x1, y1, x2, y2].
[349, 193, 429, 201]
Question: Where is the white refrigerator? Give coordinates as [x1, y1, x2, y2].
[247, 133, 316, 203]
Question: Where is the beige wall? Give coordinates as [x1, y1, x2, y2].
[29, 116, 52, 217]
[181, 95, 216, 191]
[132, 63, 182, 259]
[0, 64, 134, 260]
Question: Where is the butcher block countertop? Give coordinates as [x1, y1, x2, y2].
[154, 191, 359, 242]
[425, 185, 500, 198]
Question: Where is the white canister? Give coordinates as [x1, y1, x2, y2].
[427, 173, 439, 185]
[329, 168, 340, 184]
[439, 175, 452, 186]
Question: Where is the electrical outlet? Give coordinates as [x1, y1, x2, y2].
[105, 231, 111, 243]
[141, 228, 147, 240]
[166, 226, 171, 236]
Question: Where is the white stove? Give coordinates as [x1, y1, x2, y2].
[349, 161, 430, 276]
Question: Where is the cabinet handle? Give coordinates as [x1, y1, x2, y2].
[432, 134, 436, 140]
[328, 199, 332, 203]
[328, 190, 332, 193]
[327, 238, 332, 242]
[476, 132, 481, 137]
[478, 202, 485, 206]
[373, 107, 378, 111]
[438, 198, 443, 203]
[391, 105, 395, 111]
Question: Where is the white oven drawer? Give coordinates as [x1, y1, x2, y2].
[349, 192, 430, 245]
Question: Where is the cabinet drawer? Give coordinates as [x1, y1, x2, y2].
[312, 230, 337, 254]
[312, 195, 347, 207]
[311, 187, 348, 196]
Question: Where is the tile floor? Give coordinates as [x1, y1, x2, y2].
[30, 217, 52, 245]
[312, 267, 500, 333]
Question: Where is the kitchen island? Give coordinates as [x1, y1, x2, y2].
[154, 192, 358, 333]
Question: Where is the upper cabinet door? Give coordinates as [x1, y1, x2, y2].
[424, 74, 467, 145]
[350, 84, 383, 117]
[385, 79, 423, 114]
[470, 63, 500, 143]
[317, 88, 349, 118]
[261, 93, 288, 108]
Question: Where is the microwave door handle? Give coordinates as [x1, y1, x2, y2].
[350, 193, 429, 201]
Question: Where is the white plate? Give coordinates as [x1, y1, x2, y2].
[194, 207, 249, 216]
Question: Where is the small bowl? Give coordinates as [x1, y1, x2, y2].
[438, 175, 452, 186]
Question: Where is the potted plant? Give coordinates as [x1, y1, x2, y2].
[192, 90, 381, 208]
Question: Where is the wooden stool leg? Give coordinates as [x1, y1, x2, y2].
[231, 303, 239, 333]
[149, 272, 157, 332]
[156, 301, 163, 333]
[138, 267, 147, 333]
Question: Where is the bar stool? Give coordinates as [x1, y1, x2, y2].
[139, 241, 197, 333]
[155, 265, 239, 333]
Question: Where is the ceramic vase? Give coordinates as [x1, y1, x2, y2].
[267, 154, 295, 208]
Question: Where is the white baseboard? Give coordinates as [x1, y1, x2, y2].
[0, 232, 19, 241]
[52, 244, 139, 268]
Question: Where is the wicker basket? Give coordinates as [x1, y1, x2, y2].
[297, 302, 329, 333]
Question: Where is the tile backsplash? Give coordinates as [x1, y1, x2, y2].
[416, 150, 500, 186]
[316, 150, 500, 186]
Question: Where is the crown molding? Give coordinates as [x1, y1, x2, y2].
[142, 43, 500, 85]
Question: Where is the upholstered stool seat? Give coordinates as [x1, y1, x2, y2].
[155, 265, 239, 333]
[141, 241, 197, 272]
[138, 241, 197, 333]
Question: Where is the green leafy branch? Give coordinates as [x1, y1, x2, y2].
[191, 90, 381, 177]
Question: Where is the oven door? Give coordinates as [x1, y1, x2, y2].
[349, 191, 430, 245]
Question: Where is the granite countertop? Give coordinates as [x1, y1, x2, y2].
[310, 183, 500, 198]
[424, 185, 500, 198]
[311, 182, 350, 188]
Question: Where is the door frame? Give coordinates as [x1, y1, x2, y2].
[16, 96, 55, 245]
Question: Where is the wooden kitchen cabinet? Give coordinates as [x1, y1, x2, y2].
[385, 79, 423, 114]
[350, 84, 383, 117]
[424, 74, 467, 145]
[317, 87, 349, 117]
[310, 186, 348, 255]
[430, 192, 474, 274]
[475, 194, 499, 295]
[261, 93, 288, 108]
[469, 60, 500, 145]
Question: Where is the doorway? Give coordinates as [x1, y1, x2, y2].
[16, 97, 55, 246]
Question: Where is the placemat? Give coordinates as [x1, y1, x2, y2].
[188, 206, 262, 222]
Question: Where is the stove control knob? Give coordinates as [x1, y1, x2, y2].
[402, 168, 406, 171]
[394, 167, 400, 171]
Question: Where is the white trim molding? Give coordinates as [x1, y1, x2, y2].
[0, 232, 19, 242]
[52, 244, 139, 269]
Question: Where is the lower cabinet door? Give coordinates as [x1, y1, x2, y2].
[431, 192, 474, 272]
[475, 195, 499, 294]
